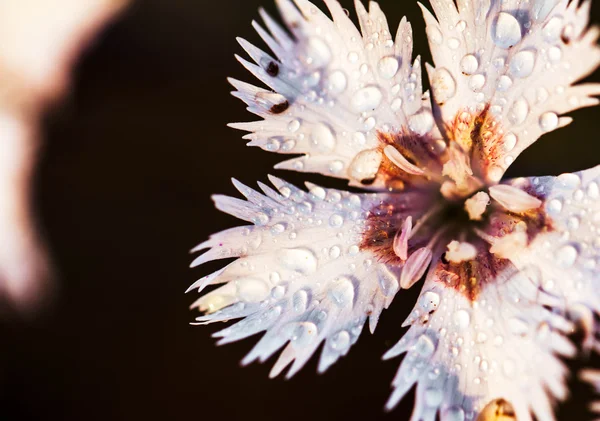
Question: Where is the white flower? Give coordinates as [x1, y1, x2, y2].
[190, 0, 600, 419]
[0, 0, 127, 310]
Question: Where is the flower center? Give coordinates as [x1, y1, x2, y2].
[361, 110, 554, 299]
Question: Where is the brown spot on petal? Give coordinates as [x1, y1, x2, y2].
[266, 61, 280, 77]
[269, 100, 289, 114]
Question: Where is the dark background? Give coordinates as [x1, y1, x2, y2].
[1, 0, 600, 419]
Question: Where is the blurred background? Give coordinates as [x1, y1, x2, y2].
[1, 0, 600, 419]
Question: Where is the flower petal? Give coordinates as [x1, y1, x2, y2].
[229, 0, 438, 186]
[190, 178, 404, 376]
[423, 0, 600, 182]
[385, 256, 575, 421]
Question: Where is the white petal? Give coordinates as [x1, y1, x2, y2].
[230, 0, 440, 186]
[190, 178, 401, 376]
[423, 0, 600, 182]
[386, 258, 575, 421]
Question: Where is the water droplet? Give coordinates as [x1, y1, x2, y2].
[391, 98, 403, 111]
[556, 244, 578, 268]
[330, 331, 351, 351]
[537, 112, 559, 133]
[271, 285, 286, 300]
[277, 248, 318, 274]
[548, 198, 563, 213]
[447, 37, 460, 49]
[497, 75, 513, 91]
[419, 291, 440, 312]
[414, 334, 436, 358]
[548, 46, 562, 63]
[351, 86, 383, 112]
[328, 277, 355, 307]
[424, 388, 443, 407]
[456, 20, 467, 32]
[377, 266, 399, 297]
[493, 12, 522, 49]
[271, 223, 286, 235]
[508, 98, 529, 125]
[311, 123, 336, 152]
[452, 309, 471, 331]
[288, 119, 301, 133]
[556, 174, 580, 192]
[329, 245, 341, 259]
[469, 74, 486, 92]
[328, 70, 347, 94]
[431, 68, 457, 104]
[290, 322, 318, 348]
[347, 51, 359, 63]
[329, 214, 344, 227]
[503, 133, 517, 152]
[442, 406, 465, 421]
[292, 290, 308, 313]
[427, 26, 443, 45]
[329, 160, 344, 174]
[543, 17, 563, 42]
[510, 50, 536, 78]
[305, 37, 331, 68]
[408, 110, 435, 135]
[253, 212, 270, 226]
[349, 149, 383, 183]
[378, 56, 399, 79]
[460, 54, 479, 74]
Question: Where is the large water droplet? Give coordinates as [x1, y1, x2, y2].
[378, 56, 400, 79]
[468, 74, 486, 92]
[442, 406, 465, 421]
[493, 12, 522, 49]
[378, 266, 399, 297]
[349, 149, 383, 183]
[288, 119, 301, 133]
[424, 388, 443, 407]
[408, 110, 435, 135]
[351, 86, 383, 113]
[327, 70, 347, 95]
[419, 291, 440, 312]
[290, 322, 318, 348]
[558, 172, 581, 189]
[547, 198, 563, 213]
[460, 54, 479, 75]
[237, 278, 270, 302]
[414, 334, 436, 358]
[431, 68, 457, 104]
[539, 112, 559, 132]
[329, 214, 344, 227]
[508, 98, 529, 125]
[330, 331, 351, 351]
[503, 133, 517, 152]
[292, 290, 308, 313]
[497, 75, 513, 92]
[328, 277, 355, 307]
[452, 309, 471, 331]
[277, 248, 318, 274]
[510, 50, 536, 78]
[543, 17, 563, 42]
[556, 244, 578, 268]
[305, 37, 331, 68]
[310, 123, 336, 153]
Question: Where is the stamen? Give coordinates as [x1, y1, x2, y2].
[383, 145, 425, 176]
[445, 240, 477, 263]
[488, 184, 542, 213]
[464, 191, 490, 221]
[393, 216, 412, 261]
[400, 247, 433, 289]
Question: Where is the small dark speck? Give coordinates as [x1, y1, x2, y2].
[270, 100, 290, 114]
[561, 34, 571, 44]
[266, 61, 280, 77]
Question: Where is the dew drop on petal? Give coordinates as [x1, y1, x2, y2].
[508, 98, 529, 125]
[328, 277, 355, 307]
[497, 75, 513, 92]
[305, 37, 331, 68]
[327, 70, 347, 94]
[424, 388, 443, 407]
[408, 110, 435, 135]
[442, 406, 465, 421]
[292, 290, 308, 313]
[468, 74, 486, 92]
[330, 331, 351, 351]
[351, 86, 383, 113]
[539, 112, 559, 132]
[510, 50, 536, 78]
[547, 198, 563, 213]
[419, 291, 440, 312]
[556, 244, 578, 268]
[329, 214, 344, 227]
[277, 248, 318, 274]
[543, 16, 563, 42]
[431, 68, 457, 104]
[311, 123, 336, 152]
[452, 309, 471, 331]
[378, 56, 399, 79]
[349, 149, 383, 183]
[288, 119, 301, 133]
[427, 26, 443, 45]
[460, 54, 479, 75]
[414, 334, 436, 358]
[493, 12, 522, 49]
[503, 133, 517, 152]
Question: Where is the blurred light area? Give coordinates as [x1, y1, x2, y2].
[0, 0, 129, 313]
